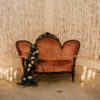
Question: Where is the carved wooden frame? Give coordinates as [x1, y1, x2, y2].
[36, 32, 60, 42]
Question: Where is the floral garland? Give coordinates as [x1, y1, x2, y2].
[18, 44, 40, 86]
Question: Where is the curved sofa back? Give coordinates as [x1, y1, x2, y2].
[16, 33, 80, 61]
[36, 33, 80, 61]
[36, 38, 61, 60]
[62, 40, 80, 60]
[16, 40, 32, 59]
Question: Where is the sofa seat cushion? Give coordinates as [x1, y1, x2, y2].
[35, 60, 73, 72]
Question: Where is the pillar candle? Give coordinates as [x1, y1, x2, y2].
[81, 66, 87, 81]
[9, 67, 13, 78]
[13, 70, 17, 79]
[87, 69, 92, 80]
[9, 77, 13, 82]
[5, 69, 9, 80]
[92, 70, 96, 80]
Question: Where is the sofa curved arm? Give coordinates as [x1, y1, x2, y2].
[71, 55, 77, 64]
[65, 55, 77, 61]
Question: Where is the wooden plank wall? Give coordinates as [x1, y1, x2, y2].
[53, 0, 100, 69]
[0, 0, 100, 69]
[53, 0, 100, 61]
[0, 0, 45, 69]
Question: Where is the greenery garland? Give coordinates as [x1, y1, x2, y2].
[18, 44, 40, 86]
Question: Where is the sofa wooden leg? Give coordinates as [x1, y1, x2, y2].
[72, 71, 75, 82]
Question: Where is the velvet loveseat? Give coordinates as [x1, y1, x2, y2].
[16, 32, 80, 82]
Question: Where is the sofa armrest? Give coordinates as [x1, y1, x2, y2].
[66, 55, 77, 61]
[66, 55, 77, 65]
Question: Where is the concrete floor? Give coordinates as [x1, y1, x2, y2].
[0, 67, 100, 100]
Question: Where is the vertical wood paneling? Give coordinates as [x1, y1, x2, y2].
[0, 0, 45, 69]
[0, 0, 100, 69]
[53, 0, 100, 61]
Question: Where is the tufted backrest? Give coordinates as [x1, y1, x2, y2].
[36, 38, 61, 60]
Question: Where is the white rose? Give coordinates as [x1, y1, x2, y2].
[36, 50, 39, 53]
[31, 61, 34, 64]
[23, 77, 26, 81]
[27, 68, 30, 71]
[32, 52, 36, 55]
[28, 64, 32, 67]
[31, 56, 35, 59]
[28, 76, 32, 79]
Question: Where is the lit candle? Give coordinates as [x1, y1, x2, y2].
[5, 69, 9, 80]
[92, 70, 96, 80]
[81, 66, 87, 81]
[13, 70, 17, 79]
[87, 69, 92, 80]
[9, 67, 13, 78]
[9, 77, 13, 82]
[3, 71, 6, 79]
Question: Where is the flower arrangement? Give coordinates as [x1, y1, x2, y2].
[18, 44, 40, 86]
